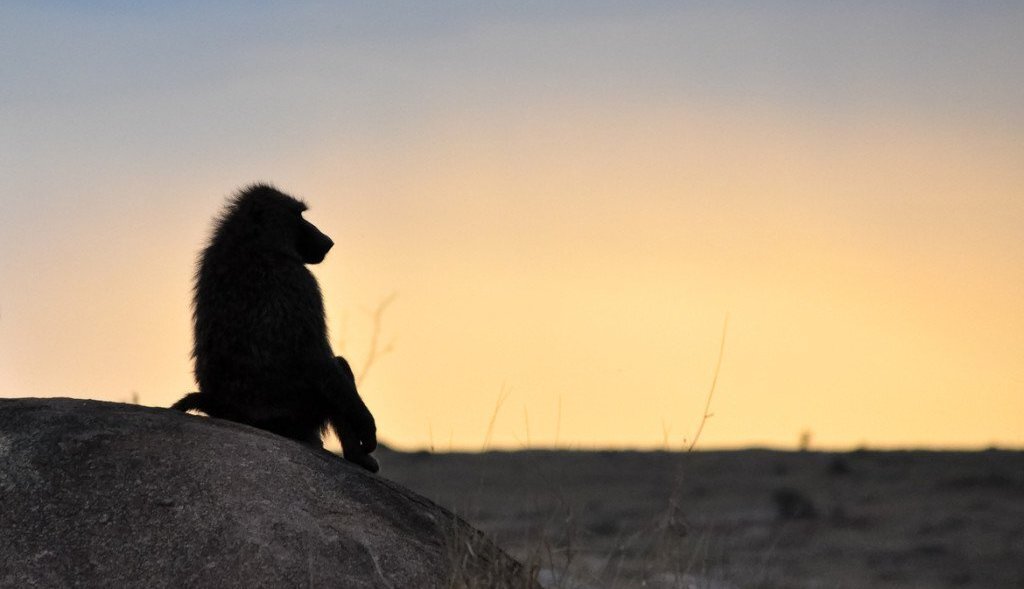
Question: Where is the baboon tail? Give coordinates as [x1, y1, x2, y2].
[170, 392, 207, 413]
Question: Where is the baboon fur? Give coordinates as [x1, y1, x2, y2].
[171, 184, 378, 472]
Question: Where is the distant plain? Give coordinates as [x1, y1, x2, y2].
[381, 449, 1024, 588]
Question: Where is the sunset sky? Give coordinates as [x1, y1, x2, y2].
[1, 2, 1021, 450]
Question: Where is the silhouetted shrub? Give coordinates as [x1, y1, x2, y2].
[772, 488, 818, 520]
[827, 455, 852, 476]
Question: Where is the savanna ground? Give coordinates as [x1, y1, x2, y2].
[379, 448, 1024, 588]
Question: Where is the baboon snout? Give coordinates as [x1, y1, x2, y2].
[305, 233, 333, 264]
[298, 219, 334, 265]
[320, 234, 334, 255]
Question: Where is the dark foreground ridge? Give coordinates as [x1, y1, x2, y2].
[0, 398, 533, 588]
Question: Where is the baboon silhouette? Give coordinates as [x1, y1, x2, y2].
[171, 184, 378, 472]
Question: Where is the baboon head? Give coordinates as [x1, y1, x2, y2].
[216, 184, 334, 264]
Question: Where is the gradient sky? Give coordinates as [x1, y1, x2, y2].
[2, 2, 1022, 450]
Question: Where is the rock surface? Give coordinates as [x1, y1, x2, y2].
[0, 398, 532, 588]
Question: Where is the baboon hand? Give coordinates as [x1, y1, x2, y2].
[354, 407, 377, 453]
[338, 418, 379, 473]
[345, 448, 380, 473]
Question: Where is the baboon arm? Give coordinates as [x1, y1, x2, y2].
[307, 355, 377, 454]
[318, 361, 374, 421]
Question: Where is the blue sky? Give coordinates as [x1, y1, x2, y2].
[2, 2, 1022, 449]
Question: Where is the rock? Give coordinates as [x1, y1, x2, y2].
[0, 398, 533, 588]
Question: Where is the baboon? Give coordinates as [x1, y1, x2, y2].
[171, 184, 378, 472]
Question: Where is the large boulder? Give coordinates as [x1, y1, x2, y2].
[0, 398, 532, 588]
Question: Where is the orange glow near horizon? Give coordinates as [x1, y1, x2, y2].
[1, 4, 1021, 451]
